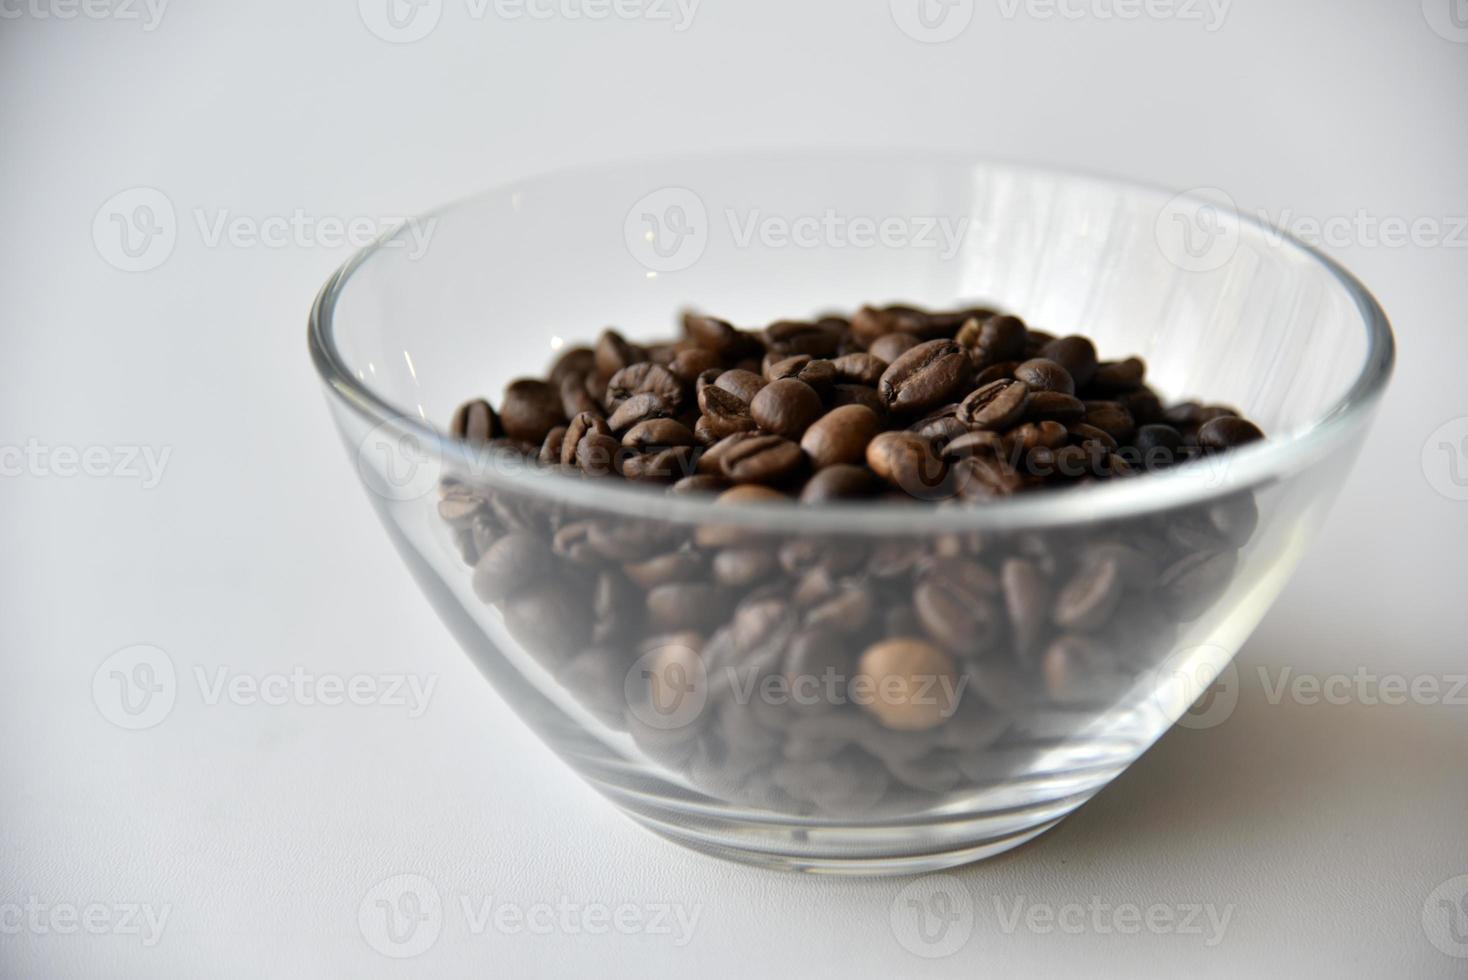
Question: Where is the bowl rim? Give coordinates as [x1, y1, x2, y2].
[308, 149, 1395, 533]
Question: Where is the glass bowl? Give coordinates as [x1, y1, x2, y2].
[308, 152, 1393, 874]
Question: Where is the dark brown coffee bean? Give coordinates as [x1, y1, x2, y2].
[499, 379, 567, 443]
[668, 347, 721, 385]
[1090, 357, 1146, 393]
[561, 411, 611, 466]
[720, 434, 805, 486]
[472, 532, 551, 602]
[800, 404, 881, 470]
[1006, 420, 1070, 453]
[943, 429, 1005, 459]
[622, 549, 706, 589]
[538, 426, 567, 465]
[750, 378, 823, 438]
[849, 306, 900, 346]
[1053, 556, 1124, 631]
[647, 582, 733, 633]
[765, 320, 842, 358]
[1069, 422, 1119, 453]
[559, 373, 601, 419]
[606, 392, 674, 432]
[867, 332, 919, 364]
[829, 384, 887, 417]
[503, 581, 592, 662]
[594, 328, 642, 379]
[574, 432, 624, 476]
[799, 464, 879, 502]
[713, 369, 766, 404]
[622, 417, 696, 451]
[711, 546, 778, 589]
[1014, 358, 1076, 395]
[1082, 401, 1137, 444]
[910, 406, 969, 450]
[622, 446, 697, 483]
[973, 360, 1019, 386]
[969, 314, 1028, 362]
[1000, 557, 1050, 661]
[697, 385, 758, 439]
[957, 379, 1030, 431]
[605, 361, 684, 415]
[450, 399, 498, 443]
[1041, 634, 1117, 704]
[682, 313, 749, 357]
[1025, 391, 1086, 423]
[1040, 336, 1098, 389]
[952, 454, 1025, 498]
[866, 431, 950, 498]
[879, 340, 971, 415]
[829, 353, 887, 387]
[697, 431, 757, 476]
[1117, 388, 1165, 426]
[914, 559, 1001, 656]
[669, 474, 727, 495]
[549, 346, 597, 388]
[1198, 416, 1265, 451]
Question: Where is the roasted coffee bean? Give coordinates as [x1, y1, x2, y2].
[646, 582, 734, 633]
[1198, 416, 1265, 451]
[503, 580, 591, 663]
[829, 383, 887, 417]
[1082, 402, 1137, 443]
[914, 559, 1001, 656]
[910, 406, 969, 450]
[682, 312, 748, 356]
[574, 432, 624, 476]
[1006, 420, 1069, 453]
[829, 353, 888, 387]
[957, 379, 1029, 431]
[867, 332, 919, 364]
[561, 411, 611, 466]
[670, 473, 727, 494]
[855, 637, 961, 731]
[765, 319, 842, 358]
[607, 392, 675, 432]
[879, 340, 971, 415]
[669, 347, 721, 385]
[622, 446, 697, 483]
[720, 434, 805, 486]
[1053, 556, 1124, 631]
[451, 399, 498, 443]
[1117, 388, 1164, 426]
[784, 627, 851, 705]
[697, 385, 758, 439]
[1090, 357, 1146, 393]
[1014, 358, 1075, 395]
[973, 360, 1020, 386]
[559, 374, 601, 419]
[866, 431, 949, 498]
[605, 362, 684, 414]
[1001, 557, 1051, 661]
[549, 346, 597, 388]
[472, 532, 552, 602]
[961, 313, 1028, 363]
[595, 328, 642, 379]
[1025, 391, 1087, 424]
[1040, 336, 1098, 389]
[623, 417, 697, 451]
[799, 463, 880, 502]
[801, 404, 881, 469]
[1041, 634, 1118, 704]
[711, 546, 779, 589]
[1069, 422, 1119, 454]
[750, 378, 824, 438]
[499, 379, 566, 443]
[952, 454, 1025, 498]
[943, 429, 1005, 460]
[538, 426, 567, 465]
[623, 549, 706, 589]
[694, 484, 788, 548]
[713, 368, 766, 404]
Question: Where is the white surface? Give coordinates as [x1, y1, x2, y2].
[3, 2, 1467, 976]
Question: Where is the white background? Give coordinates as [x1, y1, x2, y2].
[3, 1, 1467, 976]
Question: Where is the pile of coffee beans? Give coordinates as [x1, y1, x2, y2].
[436, 304, 1265, 816]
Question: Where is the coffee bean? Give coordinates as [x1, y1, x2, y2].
[1025, 391, 1087, 424]
[622, 446, 697, 483]
[879, 340, 971, 415]
[712, 547, 778, 588]
[606, 362, 684, 414]
[1041, 634, 1117, 704]
[559, 374, 601, 419]
[801, 404, 881, 470]
[957, 379, 1029, 430]
[669, 347, 721, 385]
[829, 353, 888, 387]
[1014, 358, 1075, 395]
[574, 432, 624, 476]
[799, 463, 879, 502]
[538, 426, 567, 466]
[829, 384, 887, 417]
[1090, 357, 1146, 393]
[720, 434, 805, 486]
[472, 532, 552, 602]
[670, 473, 727, 494]
[451, 399, 498, 443]
[682, 313, 750, 357]
[623, 549, 707, 589]
[914, 559, 1001, 656]
[1040, 336, 1098, 389]
[867, 332, 919, 364]
[623, 417, 697, 451]
[961, 314, 1027, 363]
[765, 319, 842, 358]
[713, 369, 767, 404]
[1006, 420, 1069, 453]
[647, 582, 733, 633]
[855, 637, 960, 731]
[1053, 556, 1124, 631]
[750, 378, 823, 439]
[595, 328, 642, 379]
[1198, 416, 1265, 451]
[866, 431, 949, 498]
[503, 580, 591, 663]
[1001, 557, 1051, 661]
[694, 484, 788, 548]
[561, 411, 611, 466]
[500, 378, 567, 443]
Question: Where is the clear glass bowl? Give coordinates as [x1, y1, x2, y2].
[309, 153, 1393, 874]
